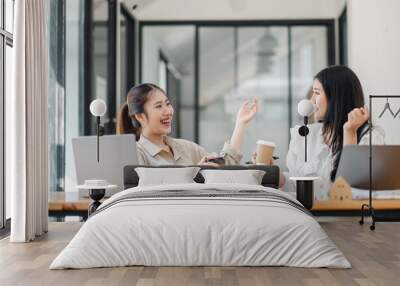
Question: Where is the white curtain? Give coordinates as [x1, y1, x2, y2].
[10, 0, 49, 242]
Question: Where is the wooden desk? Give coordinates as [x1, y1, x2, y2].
[49, 191, 91, 212]
[48, 192, 400, 216]
[312, 199, 400, 211]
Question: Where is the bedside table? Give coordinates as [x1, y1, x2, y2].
[48, 191, 91, 221]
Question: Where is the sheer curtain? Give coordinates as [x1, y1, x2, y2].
[10, 0, 48, 242]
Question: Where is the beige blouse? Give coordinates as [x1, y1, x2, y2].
[136, 135, 242, 166]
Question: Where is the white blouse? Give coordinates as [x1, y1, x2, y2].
[282, 122, 385, 200]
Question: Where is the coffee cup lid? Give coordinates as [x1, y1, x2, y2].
[256, 140, 276, 147]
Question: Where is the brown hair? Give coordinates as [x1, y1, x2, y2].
[116, 83, 165, 140]
[116, 103, 135, 135]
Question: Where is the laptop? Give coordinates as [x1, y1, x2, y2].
[336, 145, 400, 190]
[72, 134, 138, 197]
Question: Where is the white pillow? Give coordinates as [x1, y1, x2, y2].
[200, 169, 266, 185]
[135, 167, 200, 186]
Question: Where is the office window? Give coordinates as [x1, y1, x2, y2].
[199, 27, 236, 153]
[1, 0, 14, 230]
[48, 0, 137, 197]
[119, 5, 135, 106]
[141, 21, 333, 169]
[157, 52, 181, 137]
[291, 26, 328, 125]
[92, 0, 110, 133]
[4, 44, 12, 220]
[48, 0, 66, 194]
[339, 8, 348, 65]
[0, 37, 4, 229]
[120, 9, 127, 105]
[5, 0, 14, 33]
[158, 54, 167, 91]
[199, 27, 290, 165]
[142, 25, 196, 141]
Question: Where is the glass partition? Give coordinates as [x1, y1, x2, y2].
[141, 22, 333, 170]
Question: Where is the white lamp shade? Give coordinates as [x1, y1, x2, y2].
[297, 99, 316, 117]
[90, 99, 107, 117]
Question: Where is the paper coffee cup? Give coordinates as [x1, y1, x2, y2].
[256, 140, 276, 165]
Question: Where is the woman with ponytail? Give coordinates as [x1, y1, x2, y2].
[117, 83, 258, 166]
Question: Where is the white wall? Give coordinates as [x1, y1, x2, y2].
[135, 0, 343, 20]
[348, 0, 400, 144]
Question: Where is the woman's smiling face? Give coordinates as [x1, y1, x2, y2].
[136, 89, 174, 136]
[311, 79, 328, 121]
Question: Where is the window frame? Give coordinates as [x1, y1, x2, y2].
[83, 0, 137, 136]
[139, 20, 335, 143]
[339, 7, 348, 65]
[0, 0, 14, 235]
[120, 4, 136, 96]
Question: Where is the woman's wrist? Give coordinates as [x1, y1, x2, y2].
[230, 122, 247, 152]
[343, 126, 358, 145]
[234, 121, 247, 130]
[343, 124, 357, 133]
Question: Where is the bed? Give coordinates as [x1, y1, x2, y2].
[50, 165, 350, 269]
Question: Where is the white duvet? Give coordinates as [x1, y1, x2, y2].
[50, 183, 350, 269]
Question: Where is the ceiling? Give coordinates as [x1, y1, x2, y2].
[122, 0, 345, 20]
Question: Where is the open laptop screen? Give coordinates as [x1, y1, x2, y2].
[336, 145, 400, 190]
[72, 134, 138, 195]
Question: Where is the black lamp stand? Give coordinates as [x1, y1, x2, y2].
[294, 116, 314, 210]
[298, 116, 310, 162]
[296, 180, 314, 210]
[96, 116, 105, 162]
[88, 188, 106, 216]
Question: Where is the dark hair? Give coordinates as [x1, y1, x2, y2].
[314, 65, 368, 181]
[116, 103, 134, 135]
[116, 83, 165, 140]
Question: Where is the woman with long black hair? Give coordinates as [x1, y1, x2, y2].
[281, 65, 385, 200]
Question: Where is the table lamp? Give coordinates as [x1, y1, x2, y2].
[297, 99, 316, 162]
[291, 99, 318, 210]
[89, 99, 107, 162]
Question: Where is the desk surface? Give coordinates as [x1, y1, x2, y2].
[49, 192, 91, 212]
[312, 200, 400, 211]
[48, 191, 400, 212]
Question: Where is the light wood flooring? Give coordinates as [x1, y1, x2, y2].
[1, 218, 400, 286]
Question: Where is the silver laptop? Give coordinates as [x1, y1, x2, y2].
[336, 145, 400, 190]
[72, 134, 138, 197]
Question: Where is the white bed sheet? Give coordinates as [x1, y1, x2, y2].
[50, 183, 350, 269]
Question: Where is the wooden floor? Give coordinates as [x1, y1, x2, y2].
[1, 218, 399, 286]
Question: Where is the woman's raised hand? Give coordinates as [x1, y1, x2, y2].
[236, 98, 258, 126]
[343, 106, 369, 132]
[229, 98, 258, 154]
